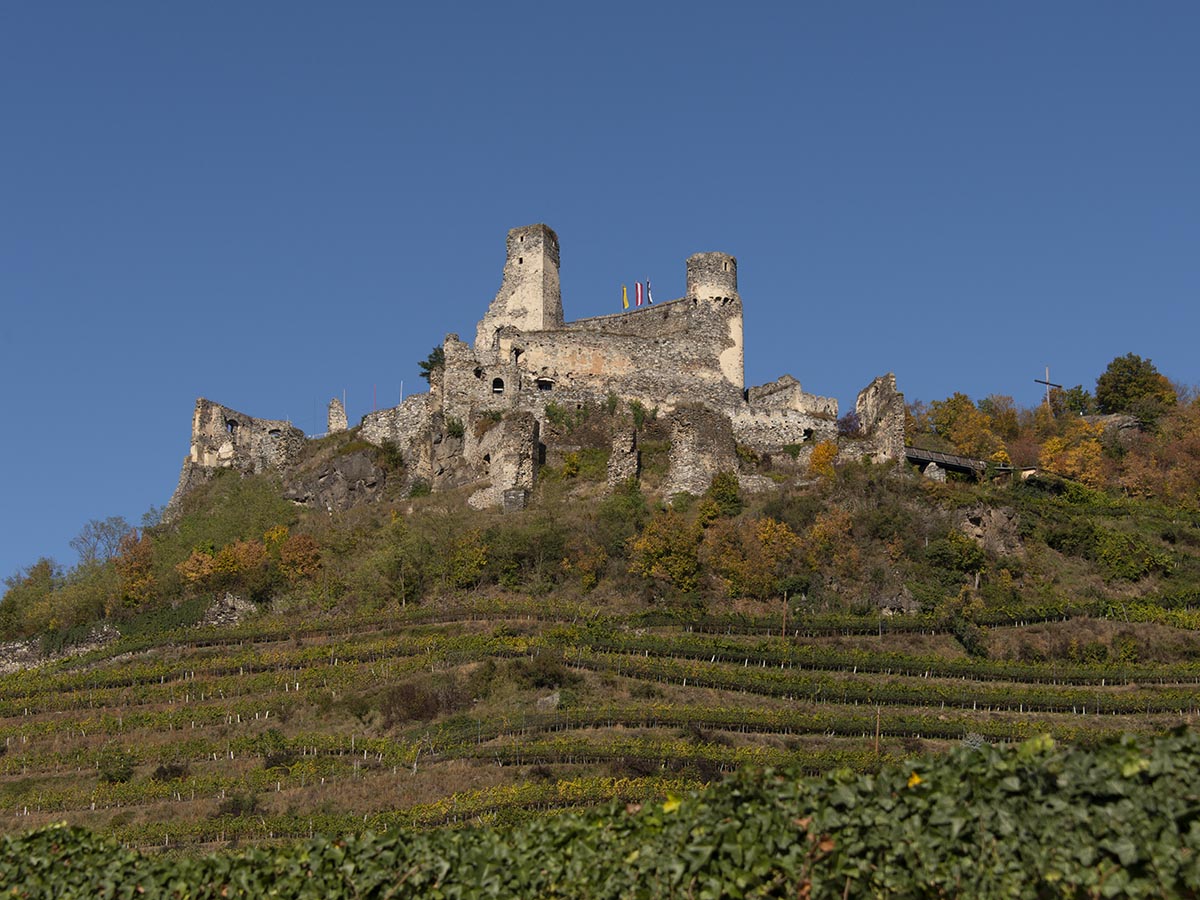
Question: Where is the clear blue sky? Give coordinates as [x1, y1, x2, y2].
[3, 2, 1198, 580]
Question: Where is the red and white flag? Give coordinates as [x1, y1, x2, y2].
[635, 282, 644, 307]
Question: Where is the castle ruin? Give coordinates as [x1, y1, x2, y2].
[168, 224, 904, 515]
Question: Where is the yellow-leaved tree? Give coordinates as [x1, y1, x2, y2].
[700, 516, 800, 599]
[1039, 419, 1107, 487]
[808, 441, 839, 479]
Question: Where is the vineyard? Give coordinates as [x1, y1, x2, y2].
[3, 594, 1200, 853]
[6, 730, 1200, 898]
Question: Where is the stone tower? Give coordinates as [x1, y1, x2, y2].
[686, 252, 738, 300]
[686, 252, 744, 391]
[327, 398, 347, 434]
[474, 224, 564, 351]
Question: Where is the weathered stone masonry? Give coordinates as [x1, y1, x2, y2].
[168, 224, 906, 514]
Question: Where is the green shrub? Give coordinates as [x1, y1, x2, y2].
[97, 745, 134, 784]
[214, 791, 260, 818]
[376, 439, 405, 471]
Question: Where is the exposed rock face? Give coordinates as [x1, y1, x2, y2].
[875, 585, 918, 614]
[924, 461, 947, 482]
[283, 450, 387, 511]
[958, 505, 1024, 558]
[0, 624, 120, 676]
[200, 592, 258, 628]
[606, 429, 640, 487]
[662, 406, 739, 498]
[1085, 413, 1142, 451]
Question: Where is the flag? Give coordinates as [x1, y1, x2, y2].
[647, 279, 654, 304]
[622, 284, 629, 309]
[635, 282, 644, 307]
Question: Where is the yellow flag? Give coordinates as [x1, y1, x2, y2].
[622, 284, 629, 309]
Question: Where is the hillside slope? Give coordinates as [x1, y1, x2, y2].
[4, 440, 1200, 850]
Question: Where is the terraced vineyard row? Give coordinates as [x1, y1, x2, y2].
[3, 607, 1198, 850]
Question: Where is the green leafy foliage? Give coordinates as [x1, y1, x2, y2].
[1096, 352, 1176, 418]
[417, 346, 445, 384]
[7, 731, 1200, 898]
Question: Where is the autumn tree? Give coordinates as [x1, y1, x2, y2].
[628, 509, 703, 595]
[113, 530, 156, 611]
[1118, 400, 1200, 506]
[808, 441, 839, 479]
[1039, 419, 1107, 487]
[701, 516, 800, 599]
[802, 507, 860, 580]
[1049, 385, 1096, 417]
[977, 395, 1019, 441]
[279, 533, 322, 582]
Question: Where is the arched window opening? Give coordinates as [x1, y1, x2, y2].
[492, 378, 505, 394]
[536, 378, 553, 392]
[225, 419, 238, 434]
[474, 367, 483, 379]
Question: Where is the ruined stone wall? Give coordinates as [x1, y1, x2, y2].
[166, 226, 908, 517]
[440, 335, 520, 424]
[467, 413, 539, 510]
[166, 399, 307, 518]
[513, 325, 744, 411]
[360, 392, 435, 480]
[187, 399, 305, 473]
[661, 405, 740, 498]
[327, 398, 347, 434]
[747, 375, 838, 417]
[854, 373, 906, 462]
[731, 409, 838, 453]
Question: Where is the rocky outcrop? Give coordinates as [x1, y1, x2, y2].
[200, 592, 258, 628]
[958, 505, 1024, 558]
[283, 450, 387, 511]
[0, 624, 120, 676]
[923, 462, 947, 482]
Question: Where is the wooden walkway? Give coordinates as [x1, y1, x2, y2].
[904, 447, 988, 477]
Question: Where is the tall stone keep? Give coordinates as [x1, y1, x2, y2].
[474, 224, 564, 351]
[327, 398, 347, 434]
